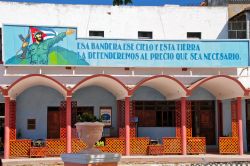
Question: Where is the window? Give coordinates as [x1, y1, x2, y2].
[0, 103, 4, 116]
[27, 119, 36, 130]
[156, 111, 176, 127]
[89, 31, 104, 37]
[228, 14, 247, 39]
[138, 31, 153, 39]
[135, 101, 176, 127]
[187, 32, 201, 39]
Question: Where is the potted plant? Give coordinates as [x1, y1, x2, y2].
[95, 141, 107, 152]
[95, 141, 105, 147]
[75, 113, 104, 154]
[61, 113, 121, 166]
[33, 139, 45, 147]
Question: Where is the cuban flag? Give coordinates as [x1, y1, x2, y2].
[30, 27, 58, 43]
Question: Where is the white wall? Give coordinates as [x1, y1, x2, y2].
[0, 2, 228, 39]
[132, 86, 165, 101]
[0, 67, 237, 89]
[188, 87, 216, 100]
[161, 6, 228, 39]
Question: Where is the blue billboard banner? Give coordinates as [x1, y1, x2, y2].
[3, 25, 249, 67]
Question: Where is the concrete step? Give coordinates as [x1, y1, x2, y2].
[2, 155, 250, 166]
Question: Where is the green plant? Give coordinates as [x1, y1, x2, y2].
[17, 130, 22, 139]
[33, 139, 45, 147]
[95, 141, 105, 147]
[77, 113, 101, 122]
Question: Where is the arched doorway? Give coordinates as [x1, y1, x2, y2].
[131, 86, 176, 141]
[72, 86, 117, 137]
[188, 87, 216, 146]
[15, 86, 64, 139]
[5, 74, 68, 158]
[188, 75, 247, 154]
[130, 75, 188, 151]
[71, 74, 129, 138]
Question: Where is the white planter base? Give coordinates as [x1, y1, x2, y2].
[61, 152, 121, 166]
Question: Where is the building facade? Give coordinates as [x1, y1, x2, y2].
[0, 1, 249, 158]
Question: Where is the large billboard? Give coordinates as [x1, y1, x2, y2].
[3, 25, 249, 67]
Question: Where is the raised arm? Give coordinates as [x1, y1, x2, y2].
[46, 29, 75, 47]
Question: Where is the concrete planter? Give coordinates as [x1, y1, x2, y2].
[61, 122, 121, 166]
[75, 122, 104, 154]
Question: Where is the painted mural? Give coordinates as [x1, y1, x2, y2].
[4, 26, 89, 65]
[3, 25, 249, 67]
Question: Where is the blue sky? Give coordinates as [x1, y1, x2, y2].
[0, 0, 202, 6]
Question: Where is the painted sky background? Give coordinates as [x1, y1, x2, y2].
[0, 0, 202, 6]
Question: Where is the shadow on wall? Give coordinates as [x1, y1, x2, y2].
[217, 21, 228, 39]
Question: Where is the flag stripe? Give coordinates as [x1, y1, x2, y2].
[30, 26, 57, 43]
[34, 27, 57, 34]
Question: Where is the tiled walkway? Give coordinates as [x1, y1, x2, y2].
[1, 154, 250, 166]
